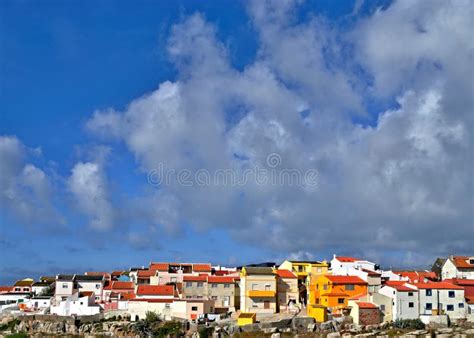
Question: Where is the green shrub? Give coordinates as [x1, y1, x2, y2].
[393, 318, 425, 329]
[145, 311, 160, 323]
[152, 321, 182, 337]
[199, 326, 214, 338]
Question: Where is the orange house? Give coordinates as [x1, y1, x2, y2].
[310, 275, 367, 313]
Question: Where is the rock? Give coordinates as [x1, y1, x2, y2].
[240, 323, 261, 333]
[271, 333, 281, 338]
[438, 328, 454, 333]
[308, 323, 317, 332]
[465, 329, 474, 334]
[263, 327, 278, 334]
[327, 332, 341, 338]
[292, 316, 316, 331]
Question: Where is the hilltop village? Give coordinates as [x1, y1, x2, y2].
[1, 255, 474, 336]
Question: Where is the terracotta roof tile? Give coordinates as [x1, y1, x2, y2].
[414, 282, 463, 290]
[183, 275, 207, 282]
[193, 264, 212, 272]
[335, 256, 360, 263]
[384, 281, 416, 292]
[451, 256, 474, 269]
[137, 270, 155, 278]
[136, 285, 174, 296]
[276, 269, 297, 279]
[208, 276, 236, 283]
[150, 263, 170, 271]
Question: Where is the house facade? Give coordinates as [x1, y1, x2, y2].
[378, 281, 419, 320]
[275, 269, 299, 311]
[310, 275, 368, 313]
[441, 256, 474, 280]
[240, 267, 277, 314]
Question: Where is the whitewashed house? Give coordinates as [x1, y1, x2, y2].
[330, 255, 379, 275]
[75, 275, 105, 303]
[378, 281, 419, 320]
[441, 256, 474, 280]
[50, 292, 101, 316]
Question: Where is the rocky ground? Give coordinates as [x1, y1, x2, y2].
[1, 314, 474, 337]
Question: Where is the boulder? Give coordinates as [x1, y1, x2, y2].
[240, 323, 261, 333]
[292, 316, 316, 331]
[271, 333, 281, 338]
[327, 332, 341, 337]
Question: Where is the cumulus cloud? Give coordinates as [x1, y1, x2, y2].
[0, 136, 61, 225]
[68, 162, 115, 231]
[85, 1, 473, 264]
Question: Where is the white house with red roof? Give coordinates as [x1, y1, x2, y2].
[441, 256, 474, 280]
[330, 255, 379, 276]
[415, 282, 466, 320]
[379, 281, 419, 320]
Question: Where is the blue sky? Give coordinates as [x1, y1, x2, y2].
[1, 0, 472, 284]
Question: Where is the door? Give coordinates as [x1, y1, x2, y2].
[223, 296, 230, 307]
[264, 301, 270, 309]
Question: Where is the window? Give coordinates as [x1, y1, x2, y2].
[470, 259, 474, 265]
[338, 298, 345, 304]
[426, 289, 432, 296]
[409, 302, 414, 308]
[95, 296, 100, 301]
[95, 284, 100, 289]
[447, 305, 454, 311]
[14, 287, 20, 292]
[448, 291, 455, 298]
[345, 284, 354, 291]
[224, 283, 230, 288]
[211, 296, 218, 300]
[211, 283, 217, 288]
[197, 282, 204, 288]
[62, 283, 68, 289]
[380, 304, 385, 312]
[323, 284, 328, 290]
[426, 303, 432, 310]
[315, 298, 320, 304]
[459, 303, 464, 308]
[23, 288, 28, 292]
[186, 282, 192, 288]
[80, 302, 83, 305]
[408, 292, 413, 297]
[265, 284, 271, 291]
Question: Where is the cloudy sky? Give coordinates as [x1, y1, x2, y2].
[1, 0, 473, 284]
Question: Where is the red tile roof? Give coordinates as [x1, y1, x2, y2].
[136, 285, 175, 296]
[0, 286, 12, 293]
[326, 275, 367, 285]
[120, 293, 136, 300]
[276, 269, 297, 279]
[335, 256, 360, 263]
[414, 282, 463, 290]
[183, 275, 207, 282]
[384, 281, 416, 292]
[394, 271, 437, 282]
[137, 270, 155, 278]
[208, 276, 237, 283]
[150, 263, 170, 271]
[105, 281, 134, 290]
[129, 298, 174, 303]
[445, 278, 474, 286]
[111, 271, 124, 276]
[357, 302, 378, 309]
[193, 264, 212, 272]
[451, 256, 474, 270]
[466, 296, 474, 304]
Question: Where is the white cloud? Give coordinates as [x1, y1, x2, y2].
[0, 136, 61, 225]
[85, 1, 473, 262]
[68, 162, 114, 231]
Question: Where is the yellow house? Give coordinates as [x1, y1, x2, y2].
[309, 275, 368, 314]
[279, 260, 329, 304]
[240, 267, 277, 314]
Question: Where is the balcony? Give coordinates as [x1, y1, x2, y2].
[247, 290, 275, 297]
